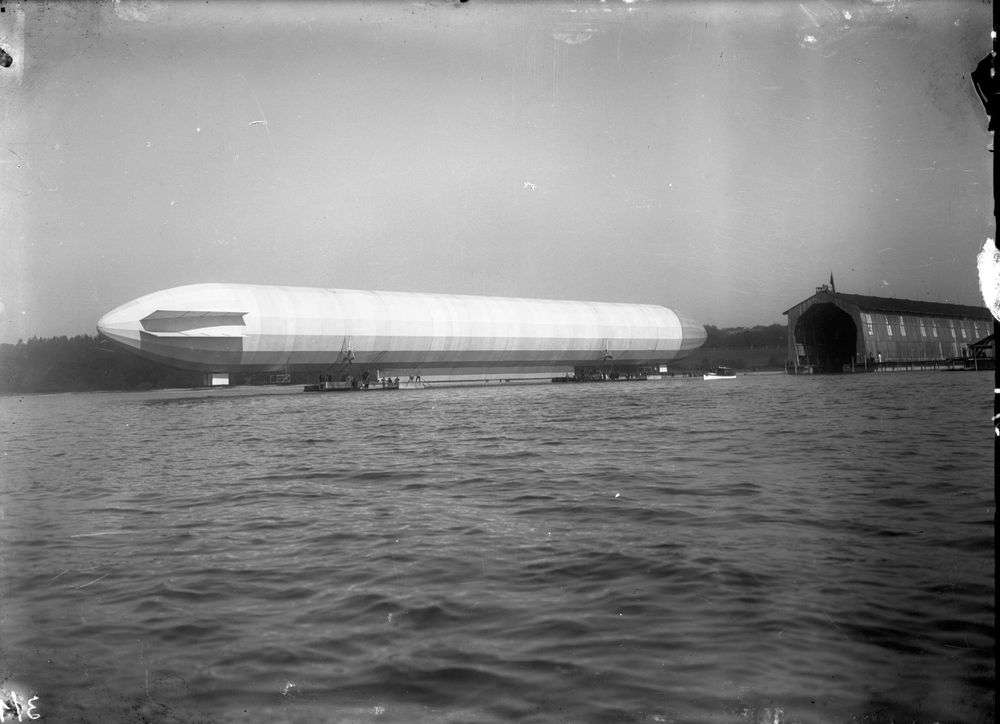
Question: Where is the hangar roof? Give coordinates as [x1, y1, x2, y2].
[784, 292, 992, 319]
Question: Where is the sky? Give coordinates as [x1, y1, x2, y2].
[0, 0, 994, 343]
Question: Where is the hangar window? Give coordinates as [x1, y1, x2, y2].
[949, 320, 956, 338]
[973, 322, 980, 338]
[960, 326, 967, 339]
[932, 321, 938, 338]
[886, 319, 893, 337]
[898, 316, 906, 336]
[919, 319, 927, 337]
[864, 313, 874, 335]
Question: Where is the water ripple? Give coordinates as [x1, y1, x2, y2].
[0, 373, 993, 724]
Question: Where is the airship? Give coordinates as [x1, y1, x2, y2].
[97, 283, 706, 385]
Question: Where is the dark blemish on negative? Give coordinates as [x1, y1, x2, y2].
[971, 53, 997, 132]
[0, 47, 12, 68]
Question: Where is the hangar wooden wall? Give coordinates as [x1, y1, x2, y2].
[784, 286, 992, 372]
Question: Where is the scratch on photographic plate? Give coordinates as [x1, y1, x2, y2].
[240, 73, 280, 165]
[75, 572, 110, 589]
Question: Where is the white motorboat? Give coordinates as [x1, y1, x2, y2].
[703, 366, 737, 380]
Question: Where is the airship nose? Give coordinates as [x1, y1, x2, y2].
[676, 311, 708, 353]
[97, 299, 145, 350]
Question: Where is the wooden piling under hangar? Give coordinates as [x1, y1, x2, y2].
[783, 285, 995, 373]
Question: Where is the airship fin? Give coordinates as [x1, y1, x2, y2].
[140, 310, 246, 335]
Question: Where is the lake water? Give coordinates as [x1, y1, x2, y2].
[0, 371, 994, 724]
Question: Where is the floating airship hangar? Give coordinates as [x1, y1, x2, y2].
[784, 284, 994, 373]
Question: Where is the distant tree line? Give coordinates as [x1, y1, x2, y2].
[0, 335, 201, 394]
[672, 324, 788, 371]
[0, 324, 789, 393]
[703, 324, 786, 350]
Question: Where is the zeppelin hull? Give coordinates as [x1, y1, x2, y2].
[98, 284, 707, 376]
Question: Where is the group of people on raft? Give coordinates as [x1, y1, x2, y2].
[317, 370, 423, 390]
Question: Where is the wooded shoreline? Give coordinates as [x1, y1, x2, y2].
[0, 325, 787, 394]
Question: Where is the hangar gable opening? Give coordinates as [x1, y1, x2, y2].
[793, 303, 856, 373]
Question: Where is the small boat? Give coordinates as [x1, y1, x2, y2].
[703, 366, 737, 380]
